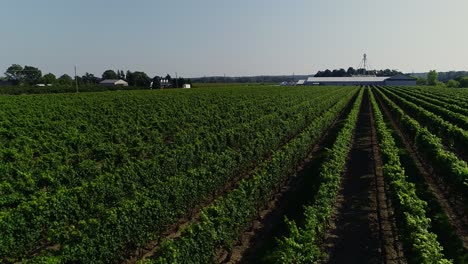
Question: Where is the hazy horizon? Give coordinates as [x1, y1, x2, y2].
[1, 0, 467, 78]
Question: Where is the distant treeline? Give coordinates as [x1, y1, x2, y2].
[192, 68, 404, 84]
[192, 75, 310, 84]
[0, 85, 145, 95]
[0, 64, 192, 88]
[412, 71, 468, 82]
[314, 67, 402, 77]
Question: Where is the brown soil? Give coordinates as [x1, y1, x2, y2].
[322, 89, 405, 264]
[374, 89, 468, 250]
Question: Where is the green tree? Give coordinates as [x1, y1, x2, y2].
[132, 71, 151, 87]
[22, 66, 42, 85]
[447, 79, 460, 88]
[416, 77, 427, 85]
[75, 76, 83, 86]
[337, 68, 346, 77]
[58, 74, 73, 86]
[458, 77, 468, 88]
[416, 77, 427, 86]
[117, 70, 125, 80]
[81, 73, 99, 85]
[427, 70, 438, 86]
[347, 67, 356, 76]
[151, 76, 161, 89]
[41, 73, 57, 84]
[5, 64, 24, 83]
[102, 70, 118, 80]
[126, 70, 134, 85]
[172, 77, 190, 88]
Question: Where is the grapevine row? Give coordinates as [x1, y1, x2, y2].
[382, 87, 468, 131]
[391, 86, 468, 116]
[0, 87, 337, 207]
[137, 89, 362, 264]
[370, 89, 451, 264]
[14, 88, 357, 263]
[375, 88, 468, 201]
[398, 86, 468, 108]
[271, 88, 363, 263]
[379, 87, 468, 159]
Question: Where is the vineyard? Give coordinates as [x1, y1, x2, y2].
[0, 85, 467, 264]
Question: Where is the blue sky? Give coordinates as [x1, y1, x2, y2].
[1, 0, 467, 78]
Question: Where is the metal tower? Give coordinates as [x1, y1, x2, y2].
[357, 53, 374, 76]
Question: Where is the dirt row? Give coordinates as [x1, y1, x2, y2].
[235, 89, 405, 264]
[317, 87, 468, 264]
[236, 88, 468, 264]
[320, 89, 405, 264]
[226, 88, 467, 264]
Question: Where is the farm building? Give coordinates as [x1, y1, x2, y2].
[99, 79, 129, 86]
[160, 79, 172, 88]
[305, 75, 416, 86]
[183, 84, 191, 89]
[280, 81, 296, 86]
[383, 74, 418, 86]
[296, 80, 306, 86]
[0, 80, 13, 86]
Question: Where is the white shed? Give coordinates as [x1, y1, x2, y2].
[183, 84, 191, 89]
[99, 79, 129, 87]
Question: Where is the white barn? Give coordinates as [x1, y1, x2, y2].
[305, 75, 416, 86]
[296, 80, 306, 86]
[99, 79, 129, 87]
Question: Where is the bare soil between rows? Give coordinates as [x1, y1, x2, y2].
[235, 89, 405, 264]
[322, 89, 404, 264]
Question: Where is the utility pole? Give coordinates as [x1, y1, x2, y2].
[175, 72, 178, 88]
[75, 66, 78, 93]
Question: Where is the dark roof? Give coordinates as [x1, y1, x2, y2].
[0, 80, 13, 86]
[386, 74, 417, 81]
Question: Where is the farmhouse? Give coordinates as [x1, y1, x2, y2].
[305, 75, 416, 86]
[160, 78, 172, 88]
[99, 79, 129, 86]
